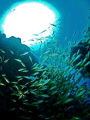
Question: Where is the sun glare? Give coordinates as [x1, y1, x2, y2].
[1, 1, 60, 47]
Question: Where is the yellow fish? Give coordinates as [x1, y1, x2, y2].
[49, 54, 58, 57]
[20, 52, 29, 56]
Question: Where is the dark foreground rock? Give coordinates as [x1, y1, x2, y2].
[0, 32, 39, 82]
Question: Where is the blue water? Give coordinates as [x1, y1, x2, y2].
[50, 0, 90, 45]
[0, 0, 90, 91]
[0, 0, 90, 45]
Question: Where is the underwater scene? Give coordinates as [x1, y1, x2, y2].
[0, 0, 90, 120]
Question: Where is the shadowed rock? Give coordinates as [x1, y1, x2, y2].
[70, 24, 90, 78]
[0, 32, 39, 83]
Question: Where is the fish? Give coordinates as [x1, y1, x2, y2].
[11, 82, 18, 84]
[24, 90, 29, 94]
[33, 34, 38, 36]
[32, 72, 39, 76]
[0, 49, 5, 53]
[19, 107, 26, 112]
[14, 59, 21, 62]
[85, 51, 90, 58]
[3, 76, 10, 83]
[39, 30, 46, 34]
[83, 29, 87, 33]
[14, 59, 26, 67]
[15, 76, 22, 78]
[8, 108, 15, 111]
[10, 99, 16, 103]
[76, 49, 80, 55]
[18, 78, 23, 82]
[64, 98, 73, 104]
[20, 52, 29, 56]
[43, 79, 51, 85]
[18, 68, 26, 71]
[4, 58, 9, 63]
[33, 65, 44, 72]
[0, 56, 2, 61]
[51, 91, 57, 95]
[42, 56, 49, 63]
[13, 84, 19, 90]
[18, 91, 23, 99]
[72, 116, 81, 120]
[29, 39, 34, 41]
[75, 90, 86, 98]
[30, 90, 37, 95]
[73, 31, 77, 36]
[49, 54, 58, 57]
[21, 70, 28, 72]
[84, 61, 90, 67]
[41, 71, 47, 76]
[38, 86, 48, 91]
[19, 85, 26, 89]
[31, 100, 44, 105]
[71, 31, 77, 40]
[0, 83, 5, 86]
[50, 86, 57, 90]
[9, 50, 14, 54]
[23, 76, 30, 79]
[44, 50, 50, 54]
[21, 62, 25, 67]
[82, 57, 88, 65]
[75, 60, 83, 67]
[76, 86, 86, 92]
[29, 56, 33, 63]
[64, 36, 68, 41]
[29, 76, 38, 80]
[1, 74, 6, 77]
[73, 54, 82, 62]
[21, 99, 28, 102]
[86, 89, 90, 94]
[50, 23, 57, 27]
[38, 94, 49, 98]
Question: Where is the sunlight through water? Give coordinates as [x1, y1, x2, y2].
[0, 1, 60, 48]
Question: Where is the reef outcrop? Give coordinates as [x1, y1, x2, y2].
[0, 32, 39, 82]
[70, 24, 90, 78]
